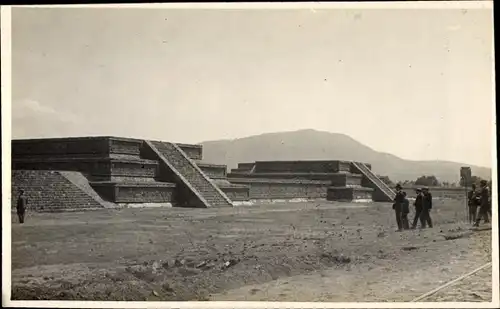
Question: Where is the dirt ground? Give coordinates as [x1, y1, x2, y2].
[10, 199, 492, 302]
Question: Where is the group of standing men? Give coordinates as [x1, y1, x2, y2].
[393, 184, 433, 231]
[467, 180, 491, 227]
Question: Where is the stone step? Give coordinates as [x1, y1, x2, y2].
[146, 141, 233, 208]
[12, 170, 106, 212]
[351, 161, 395, 202]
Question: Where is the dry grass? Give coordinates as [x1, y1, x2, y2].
[10, 199, 492, 301]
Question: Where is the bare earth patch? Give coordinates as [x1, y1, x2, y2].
[10, 200, 492, 302]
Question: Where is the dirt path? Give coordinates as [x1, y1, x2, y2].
[10, 200, 492, 301]
[211, 232, 491, 301]
[424, 229, 493, 302]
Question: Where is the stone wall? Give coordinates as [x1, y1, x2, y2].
[237, 163, 255, 170]
[328, 173, 363, 186]
[327, 186, 373, 201]
[349, 162, 372, 173]
[219, 187, 250, 201]
[176, 143, 203, 161]
[92, 183, 176, 203]
[254, 160, 352, 173]
[229, 178, 329, 199]
[11, 170, 104, 212]
[227, 172, 363, 186]
[198, 163, 227, 179]
[14, 158, 159, 182]
[12, 137, 143, 158]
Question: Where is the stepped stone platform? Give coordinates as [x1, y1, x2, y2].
[228, 160, 395, 202]
[11, 137, 250, 211]
[11, 137, 395, 212]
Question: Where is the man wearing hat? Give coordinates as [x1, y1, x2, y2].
[16, 189, 28, 224]
[393, 184, 405, 231]
[401, 191, 410, 230]
[420, 187, 433, 228]
[474, 180, 491, 227]
[412, 188, 424, 229]
[467, 184, 480, 224]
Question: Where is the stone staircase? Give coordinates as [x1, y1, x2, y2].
[12, 170, 106, 212]
[145, 141, 233, 208]
[351, 161, 395, 202]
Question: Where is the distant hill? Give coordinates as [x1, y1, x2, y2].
[200, 129, 491, 183]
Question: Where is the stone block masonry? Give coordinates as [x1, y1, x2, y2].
[12, 170, 105, 212]
[197, 163, 227, 179]
[12, 137, 240, 210]
[228, 178, 330, 200]
[327, 186, 374, 201]
[226, 160, 394, 202]
[91, 182, 176, 203]
[13, 137, 395, 208]
[176, 143, 203, 161]
[254, 160, 352, 174]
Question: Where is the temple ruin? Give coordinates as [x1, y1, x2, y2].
[11, 137, 396, 211]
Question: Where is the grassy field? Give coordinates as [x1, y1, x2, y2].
[10, 199, 492, 302]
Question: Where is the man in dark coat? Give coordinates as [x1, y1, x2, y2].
[420, 187, 433, 228]
[16, 189, 28, 224]
[393, 184, 405, 231]
[467, 184, 480, 224]
[401, 191, 410, 230]
[474, 180, 491, 227]
[412, 188, 424, 229]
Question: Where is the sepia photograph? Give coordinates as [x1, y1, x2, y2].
[1, 2, 497, 307]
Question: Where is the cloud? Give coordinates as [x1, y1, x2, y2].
[13, 99, 80, 123]
[12, 99, 82, 138]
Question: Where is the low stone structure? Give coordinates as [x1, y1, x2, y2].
[228, 160, 396, 202]
[11, 136, 397, 211]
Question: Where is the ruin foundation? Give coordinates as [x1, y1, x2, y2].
[11, 137, 395, 211]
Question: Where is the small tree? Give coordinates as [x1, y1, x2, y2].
[460, 175, 483, 187]
[415, 175, 440, 187]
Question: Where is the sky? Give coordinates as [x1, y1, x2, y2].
[9, 6, 494, 167]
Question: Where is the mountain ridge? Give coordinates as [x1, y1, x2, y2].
[199, 129, 491, 183]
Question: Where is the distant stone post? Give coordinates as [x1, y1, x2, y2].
[460, 167, 472, 222]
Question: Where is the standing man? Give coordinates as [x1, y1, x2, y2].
[421, 187, 433, 228]
[467, 184, 479, 224]
[474, 180, 491, 227]
[401, 192, 410, 230]
[16, 189, 28, 224]
[412, 188, 423, 229]
[393, 184, 405, 232]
